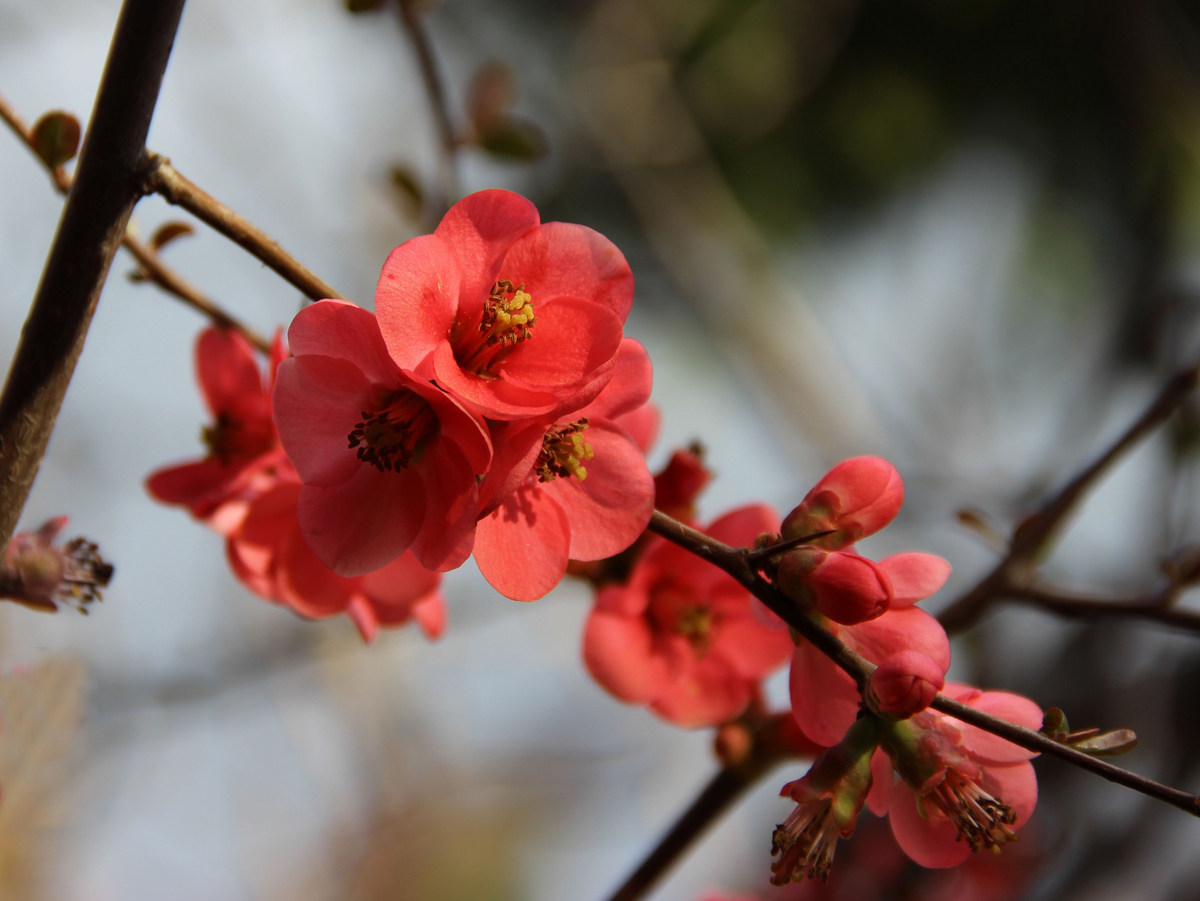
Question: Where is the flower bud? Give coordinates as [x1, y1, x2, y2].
[777, 547, 892, 625]
[865, 650, 945, 719]
[782, 456, 903, 548]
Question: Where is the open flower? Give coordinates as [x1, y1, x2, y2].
[272, 299, 491, 576]
[227, 480, 444, 643]
[147, 327, 290, 534]
[871, 684, 1042, 868]
[376, 189, 633, 420]
[472, 338, 654, 600]
[583, 505, 793, 727]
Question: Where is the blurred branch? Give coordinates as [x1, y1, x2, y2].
[394, 0, 460, 213]
[0, 0, 187, 552]
[143, 155, 346, 302]
[938, 353, 1200, 632]
[1004, 581, 1200, 634]
[0, 95, 271, 355]
[646, 510, 1200, 820]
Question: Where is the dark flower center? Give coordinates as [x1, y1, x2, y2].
[536, 419, 593, 483]
[347, 390, 437, 472]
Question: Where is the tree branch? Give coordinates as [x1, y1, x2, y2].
[646, 509, 1200, 820]
[142, 155, 346, 303]
[0, 0, 187, 550]
[0, 94, 271, 355]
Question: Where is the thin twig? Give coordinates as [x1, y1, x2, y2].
[938, 354, 1200, 632]
[0, 0, 188, 550]
[142, 155, 346, 303]
[395, 0, 460, 212]
[0, 94, 270, 354]
[1004, 582, 1200, 634]
[645, 509, 1200, 819]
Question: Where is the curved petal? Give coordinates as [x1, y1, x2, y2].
[955, 689, 1045, 763]
[434, 190, 540, 304]
[849, 607, 951, 675]
[888, 780, 972, 868]
[496, 299, 623, 394]
[272, 355, 374, 487]
[500, 220, 635, 321]
[374, 234, 461, 373]
[582, 609, 670, 704]
[296, 464, 425, 576]
[650, 656, 754, 727]
[576, 338, 653, 422]
[286, 300, 401, 386]
[542, 424, 654, 561]
[473, 484, 570, 600]
[197, 327, 266, 417]
[409, 438, 480, 572]
[707, 614, 793, 680]
[878, 552, 952, 607]
[789, 638, 861, 746]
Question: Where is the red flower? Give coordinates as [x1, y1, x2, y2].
[789, 553, 952, 746]
[471, 338, 655, 600]
[376, 189, 633, 420]
[870, 684, 1042, 868]
[228, 480, 445, 643]
[272, 300, 491, 576]
[583, 505, 793, 727]
[146, 327, 290, 535]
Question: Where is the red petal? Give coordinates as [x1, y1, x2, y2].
[888, 780, 972, 868]
[878, 552, 952, 607]
[472, 485, 570, 600]
[374, 234, 461, 373]
[434, 189, 540, 305]
[500, 220, 634, 321]
[409, 438, 480, 572]
[582, 609, 670, 704]
[272, 356, 372, 487]
[287, 300, 402, 386]
[296, 464, 425, 576]
[577, 338, 654, 421]
[197, 327, 266, 418]
[789, 638, 860, 746]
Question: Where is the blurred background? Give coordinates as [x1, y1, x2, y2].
[3, 0, 1200, 898]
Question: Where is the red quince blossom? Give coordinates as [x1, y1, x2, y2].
[147, 327, 290, 535]
[472, 338, 655, 600]
[583, 505, 793, 727]
[376, 189, 633, 420]
[781, 456, 904, 549]
[771, 717, 878, 886]
[228, 480, 444, 643]
[869, 684, 1042, 868]
[272, 299, 491, 576]
[790, 553, 952, 746]
[0, 517, 113, 614]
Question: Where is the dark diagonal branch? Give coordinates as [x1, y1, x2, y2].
[0, 0, 187, 550]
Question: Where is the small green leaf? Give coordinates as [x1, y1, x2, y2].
[1040, 707, 1069, 740]
[31, 111, 81, 169]
[467, 61, 515, 133]
[475, 116, 549, 163]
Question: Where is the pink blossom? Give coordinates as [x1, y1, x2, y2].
[472, 338, 655, 600]
[777, 548, 892, 625]
[583, 505, 793, 727]
[789, 553, 952, 746]
[871, 684, 1042, 868]
[272, 299, 491, 576]
[147, 327, 290, 535]
[781, 457, 904, 549]
[1, 517, 112, 614]
[227, 480, 445, 643]
[376, 189, 633, 420]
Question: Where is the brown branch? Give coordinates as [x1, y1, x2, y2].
[142, 155, 346, 303]
[0, 0, 187, 550]
[0, 94, 270, 354]
[646, 509, 1200, 820]
[1003, 582, 1200, 634]
[938, 354, 1200, 633]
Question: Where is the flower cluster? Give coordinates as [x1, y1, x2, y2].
[147, 326, 444, 642]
